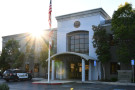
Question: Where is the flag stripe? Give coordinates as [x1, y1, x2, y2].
[48, 0, 52, 28]
[48, 0, 52, 49]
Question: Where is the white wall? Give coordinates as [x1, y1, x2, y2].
[57, 13, 103, 59]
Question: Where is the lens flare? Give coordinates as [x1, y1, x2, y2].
[30, 30, 44, 38]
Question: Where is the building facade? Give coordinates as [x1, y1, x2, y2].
[2, 8, 133, 81]
[50, 8, 110, 81]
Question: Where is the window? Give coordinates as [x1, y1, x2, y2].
[34, 63, 39, 72]
[70, 64, 75, 72]
[25, 64, 29, 72]
[68, 31, 89, 54]
[110, 62, 120, 74]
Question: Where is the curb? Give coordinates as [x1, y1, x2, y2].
[32, 82, 62, 85]
[31, 78, 135, 86]
[76, 81, 135, 86]
[32, 80, 75, 85]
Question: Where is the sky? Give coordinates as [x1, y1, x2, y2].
[0, 0, 135, 51]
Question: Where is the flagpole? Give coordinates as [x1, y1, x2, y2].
[48, 0, 52, 83]
[48, 39, 51, 83]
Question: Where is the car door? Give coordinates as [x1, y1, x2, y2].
[16, 70, 28, 79]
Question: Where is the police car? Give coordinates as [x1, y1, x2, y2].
[3, 69, 32, 82]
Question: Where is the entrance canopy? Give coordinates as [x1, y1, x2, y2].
[49, 52, 97, 61]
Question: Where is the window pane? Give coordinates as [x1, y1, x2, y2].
[71, 40, 74, 44]
[75, 44, 79, 48]
[80, 44, 84, 48]
[71, 45, 74, 49]
[71, 36, 74, 40]
[85, 49, 89, 53]
[68, 31, 89, 54]
[85, 34, 89, 39]
[85, 44, 89, 49]
[80, 34, 85, 38]
[85, 39, 89, 43]
[71, 48, 74, 52]
[80, 49, 85, 53]
[75, 40, 79, 44]
[75, 48, 79, 52]
[80, 39, 84, 43]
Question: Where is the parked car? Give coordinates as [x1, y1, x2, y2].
[3, 69, 32, 82]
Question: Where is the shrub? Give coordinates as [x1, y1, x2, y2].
[0, 83, 9, 90]
[110, 78, 118, 82]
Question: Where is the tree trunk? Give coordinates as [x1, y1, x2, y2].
[102, 64, 106, 80]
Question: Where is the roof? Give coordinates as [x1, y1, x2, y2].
[2, 28, 57, 38]
[48, 52, 97, 61]
[56, 8, 111, 20]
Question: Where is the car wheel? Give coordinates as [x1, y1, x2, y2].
[28, 77, 32, 80]
[14, 76, 19, 82]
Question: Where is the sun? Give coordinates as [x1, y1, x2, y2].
[27, 30, 47, 51]
[29, 30, 44, 38]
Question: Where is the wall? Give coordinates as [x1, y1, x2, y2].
[57, 13, 103, 59]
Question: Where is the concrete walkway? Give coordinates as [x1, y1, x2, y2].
[32, 78, 75, 85]
[32, 78, 135, 86]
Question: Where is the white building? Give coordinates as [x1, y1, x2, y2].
[50, 8, 111, 81]
[2, 8, 117, 82]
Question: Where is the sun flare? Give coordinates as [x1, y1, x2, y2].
[29, 30, 44, 38]
[27, 30, 48, 52]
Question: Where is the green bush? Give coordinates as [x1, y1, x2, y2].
[0, 83, 9, 90]
[110, 78, 118, 82]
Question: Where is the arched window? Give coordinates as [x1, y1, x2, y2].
[67, 31, 89, 55]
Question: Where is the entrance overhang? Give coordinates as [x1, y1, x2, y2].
[48, 52, 97, 61]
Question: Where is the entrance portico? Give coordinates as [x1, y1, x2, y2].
[49, 52, 100, 82]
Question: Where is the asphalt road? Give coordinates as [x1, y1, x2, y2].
[0, 79, 135, 90]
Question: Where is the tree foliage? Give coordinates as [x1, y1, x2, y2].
[0, 49, 10, 71]
[39, 41, 49, 68]
[111, 2, 135, 63]
[0, 39, 24, 69]
[92, 25, 111, 63]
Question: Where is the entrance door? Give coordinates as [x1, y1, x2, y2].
[70, 63, 81, 79]
[69, 63, 89, 79]
[69, 62, 89, 80]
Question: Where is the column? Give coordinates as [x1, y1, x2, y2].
[82, 59, 85, 82]
[88, 60, 92, 80]
[63, 60, 67, 79]
[60, 62, 63, 80]
[51, 60, 55, 80]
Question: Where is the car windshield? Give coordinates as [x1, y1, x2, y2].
[4, 70, 12, 74]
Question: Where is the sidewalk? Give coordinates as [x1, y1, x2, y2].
[32, 78, 135, 86]
[32, 78, 75, 85]
[77, 80, 135, 86]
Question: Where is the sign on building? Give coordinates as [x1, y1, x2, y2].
[94, 61, 96, 67]
[131, 60, 134, 65]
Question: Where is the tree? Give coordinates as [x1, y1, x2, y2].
[0, 49, 10, 72]
[0, 39, 24, 69]
[39, 41, 48, 70]
[92, 25, 111, 79]
[111, 2, 135, 63]
[12, 52, 25, 68]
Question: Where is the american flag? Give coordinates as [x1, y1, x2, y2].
[48, 0, 52, 28]
[48, 0, 53, 49]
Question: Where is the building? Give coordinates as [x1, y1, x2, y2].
[2, 29, 57, 77]
[2, 8, 134, 82]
